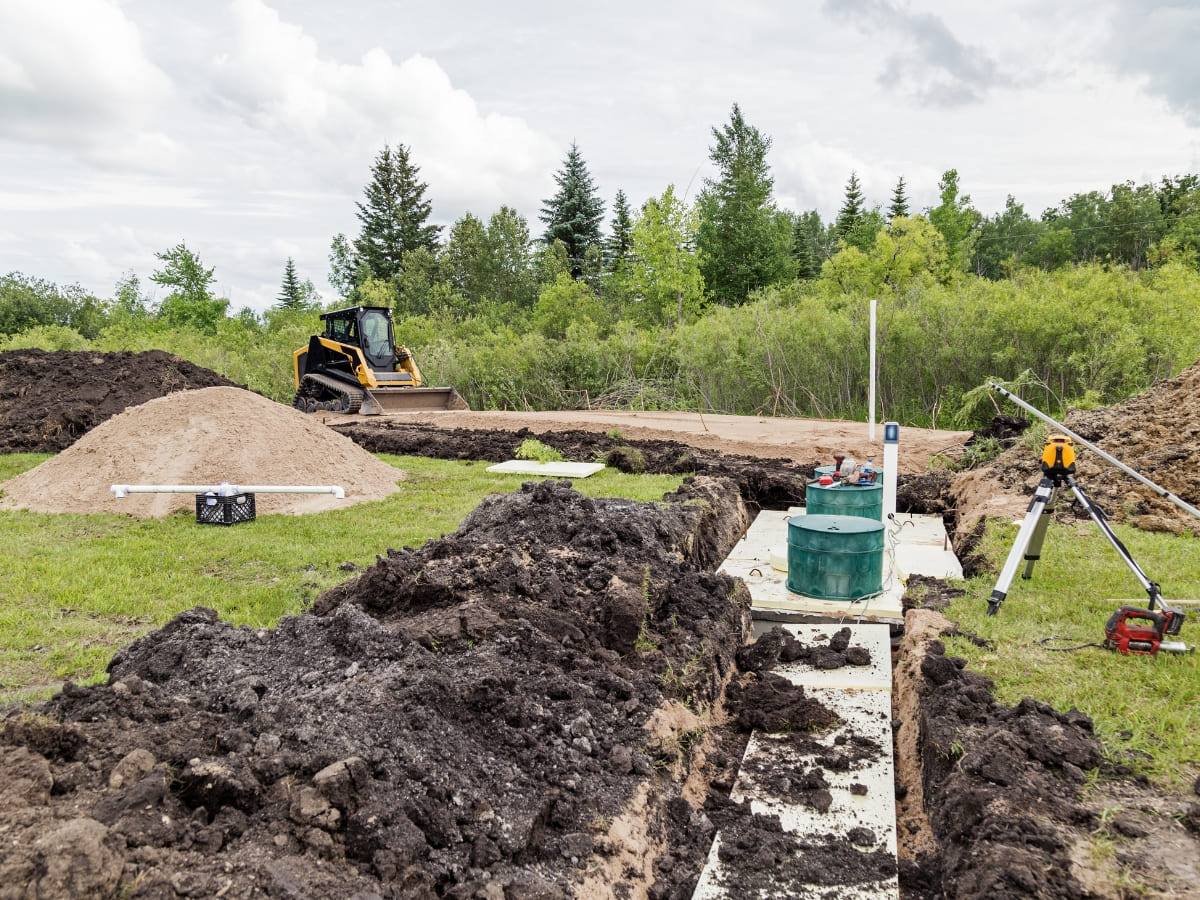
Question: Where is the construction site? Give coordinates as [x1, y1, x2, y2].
[1, 348, 1199, 899]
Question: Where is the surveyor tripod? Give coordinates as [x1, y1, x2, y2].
[987, 436, 1188, 653]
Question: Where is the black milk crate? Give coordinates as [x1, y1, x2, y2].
[195, 492, 256, 526]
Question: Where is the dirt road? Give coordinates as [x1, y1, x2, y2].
[321, 409, 972, 475]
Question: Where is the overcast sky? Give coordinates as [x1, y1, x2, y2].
[2, 0, 1199, 313]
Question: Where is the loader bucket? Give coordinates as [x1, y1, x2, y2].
[360, 386, 470, 414]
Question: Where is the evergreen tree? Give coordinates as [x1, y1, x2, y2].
[354, 144, 441, 283]
[791, 212, 820, 280]
[835, 171, 865, 239]
[540, 142, 605, 278]
[606, 189, 635, 266]
[696, 103, 795, 305]
[277, 257, 304, 309]
[888, 176, 910, 220]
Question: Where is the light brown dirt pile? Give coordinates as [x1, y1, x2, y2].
[953, 359, 1200, 535]
[0, 387, 403, 517]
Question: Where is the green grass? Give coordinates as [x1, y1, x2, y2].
[0, 454, 683, 704]
[943, 516, 1200, 787]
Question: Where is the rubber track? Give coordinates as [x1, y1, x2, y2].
[296, 372, 364, 414]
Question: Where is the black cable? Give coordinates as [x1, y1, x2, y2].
[1037, 635, 1105, 652]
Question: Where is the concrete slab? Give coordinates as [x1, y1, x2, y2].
[721, 510, 904, 625]
[721, 509, 962, 626]
[692, 624, 898, 899]
[484, 460, 606, 478]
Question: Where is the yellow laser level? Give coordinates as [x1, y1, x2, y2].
[1040, 434, 1076, 478]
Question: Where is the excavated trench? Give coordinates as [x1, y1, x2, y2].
[1, 351, 1198, 899]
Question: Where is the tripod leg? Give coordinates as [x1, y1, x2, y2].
[988, 478, 1055, 615]
[1066, 477, 1162, 607]
[1020, 489, 1055, 580]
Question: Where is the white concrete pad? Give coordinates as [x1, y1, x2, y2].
[721, 510, 905, 625]
[484, 460, 606, 478]
[693, 624, 898, 899]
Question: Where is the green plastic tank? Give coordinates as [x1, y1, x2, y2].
[805, 480, 883, 520]
[787, 514, 884, 600]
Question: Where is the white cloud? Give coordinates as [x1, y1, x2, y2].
[823, 0, 1009, 106]
[1105, 1, 1200, 126]
[210, 0, 559, 210]
[0, 0, 172, 160]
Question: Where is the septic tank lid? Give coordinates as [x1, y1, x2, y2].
[789, 514, 883, 533]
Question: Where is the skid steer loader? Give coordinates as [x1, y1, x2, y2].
[292, 306, 468, 414]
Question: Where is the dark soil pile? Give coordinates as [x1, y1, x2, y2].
[0, 476, 754, 899]
[908, 638, 1103, 898]
[335, 422, 812, 510]
[954, 362, 1200, 535]
[0, 349, 243, 453]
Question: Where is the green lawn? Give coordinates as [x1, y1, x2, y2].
[941, 516, 1200, 787]
[0, 453, 683, 704]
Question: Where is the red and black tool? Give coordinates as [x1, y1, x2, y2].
[1104, 605, 1190, 656]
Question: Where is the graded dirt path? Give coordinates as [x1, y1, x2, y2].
[322, 409, 973, 475]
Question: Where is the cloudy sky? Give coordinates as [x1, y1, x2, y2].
[2, 0, 1198, 312]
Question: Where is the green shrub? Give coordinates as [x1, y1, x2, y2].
[515, 439, 565, 463]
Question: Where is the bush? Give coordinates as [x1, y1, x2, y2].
[515, 439, 565, 463]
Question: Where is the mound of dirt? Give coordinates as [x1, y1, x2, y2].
[892, 609, 1200, 899]
[0, 387, 403, 517]
[0, 349, 243, 453]
[0, 477, 752, 899]
[953, 361, 1200, 535]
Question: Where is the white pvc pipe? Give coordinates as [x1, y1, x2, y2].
[868, 299, 877, 441]
[111, 483, 345, 500]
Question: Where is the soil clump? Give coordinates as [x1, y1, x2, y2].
[0, 349, 243, 453]
[0, 387, 404, 516]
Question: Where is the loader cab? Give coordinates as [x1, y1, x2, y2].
[320, 307, 396, 371]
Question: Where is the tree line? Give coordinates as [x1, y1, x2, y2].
[3, 103, 1200, 427]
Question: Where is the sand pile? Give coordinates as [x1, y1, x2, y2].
[0, 387, 403, 517]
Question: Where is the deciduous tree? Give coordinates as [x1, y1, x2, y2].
[927, 169, 980, 273]
[150, 242, 228, 332]
[628, 185, 705, 326]
[696, 103, 795, 304]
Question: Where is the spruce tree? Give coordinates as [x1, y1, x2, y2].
[354, 144, 441, 282]
[606, 189, 635, 266]
[835, 171, 865, 239]
[888, 176, 910, 220]
[540, 142, 605, 278]
[277, 257, 304, 308]
[792, 212, 820, 280]
[695, 103, 795, 304]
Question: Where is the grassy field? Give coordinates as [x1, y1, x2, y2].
[0, 453, 684, 704]
[939, 516, 1200, 787]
